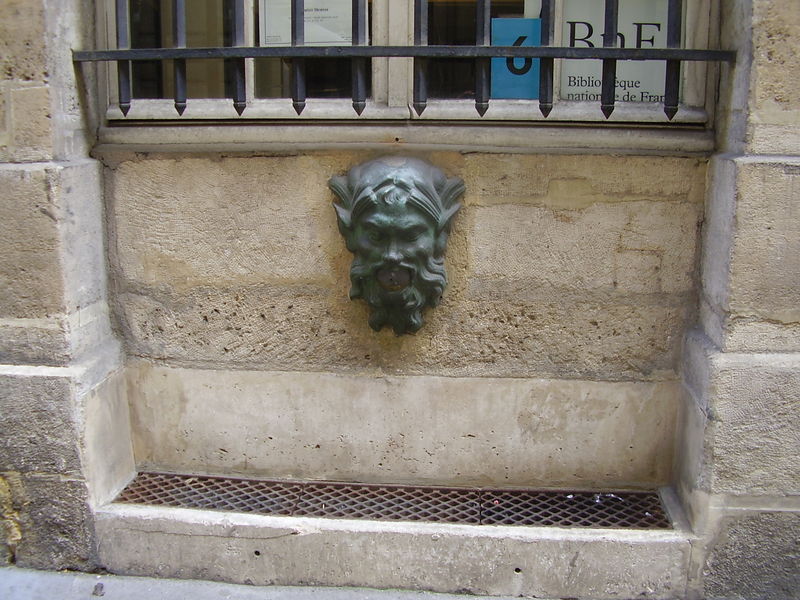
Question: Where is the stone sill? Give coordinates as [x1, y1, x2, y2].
[96, 121, 715, 156]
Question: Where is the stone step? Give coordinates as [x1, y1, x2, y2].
[94, 488, 693, 600]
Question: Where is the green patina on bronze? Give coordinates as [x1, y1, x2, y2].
[330, 157, 465, 335]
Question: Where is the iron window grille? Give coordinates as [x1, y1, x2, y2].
[74, 0, 735, 121]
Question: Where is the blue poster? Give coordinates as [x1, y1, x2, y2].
[491, 18, 541, 99]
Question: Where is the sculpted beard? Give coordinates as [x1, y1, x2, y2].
[349, 253, 448, 334]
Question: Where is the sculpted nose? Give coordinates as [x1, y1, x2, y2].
[383, 239, 402, 264]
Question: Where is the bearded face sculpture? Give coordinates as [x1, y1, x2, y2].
[329, 157, 464, 335]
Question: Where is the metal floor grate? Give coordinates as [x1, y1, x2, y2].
[116, 472, 672, 529]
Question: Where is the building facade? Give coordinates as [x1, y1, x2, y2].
[0, 1, 798, 598]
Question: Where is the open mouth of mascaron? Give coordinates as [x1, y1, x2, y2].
[376, 267, 412, 291]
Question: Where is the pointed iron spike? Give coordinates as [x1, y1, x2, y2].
[120, 102, 131, 117]
[353, 101, 366, 116]
[234, 101, 246, 116]
[175, 102, 187, 116]
[413, 102, 426, 116]
[601, 104, 615, 119]
[539, 103, 553, 118]
[664, 105, 678, 120]
[293, 100, 306, 116]
[475, 102, 489, 117]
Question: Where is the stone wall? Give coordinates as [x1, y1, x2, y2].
[677, 1, 800, 598]
[0, 0, 133, 570]
[0, 0, 798, 598]
[101, 150, 705, 488]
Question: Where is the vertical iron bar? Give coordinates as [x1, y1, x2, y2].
[351, 0, 368, 115]
[600, 0, 618, 118]
[475, 0, 491, 116]
[538, 0, 554, 117]
[173, 0, 187, 115]
[413, 0, 428, 116]
[291, 0, 306, 114]
[232, 0, 247, 115]
[116, 0, 132, 116]
[664, 0, 682, 119]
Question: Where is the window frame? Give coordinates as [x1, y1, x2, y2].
[84, 0, 730, 154]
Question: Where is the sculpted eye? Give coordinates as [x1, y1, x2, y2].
[367, 230, 384, 243]
[404, 229, 425, 242]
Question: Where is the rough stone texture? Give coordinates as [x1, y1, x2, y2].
[0, 1, 47, 84]
[704, 511, 800, 600]
[82, 369, 135, 506]
[0, 166, 64, 319]
[727, 160, 800, 337]
[0, 160, 110, 366]
[748, 1, 800, 154]
[470, 201, 698, 296]
[0, 321, 69, 366]
[6, 84, 53, 162]
[96, 505, 691, 599]
[708, 354, 800, 496]
[5, 472, 95, 570]
[110, 153, 703, 380]
[700, 157, 800, 353]
[0, 373, 81, 474]
[127, 361, 677, 488]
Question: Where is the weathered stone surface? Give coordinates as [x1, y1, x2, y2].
[127, 362, 677, 487]
[109, 153, 703, 378]
[82, 369, 135, 506]
[6, 472, 95, 571]
[728, 161, 800, 327]
[0, 320, 69, 365]
[0, 166, 64, 318]
[0, 373, 80, 474]
[110, 156, 347, 289]
[8, 85, 52, 162]
[701, 158, 800, 352]
[0, 1, 47, 84]
[97, 505, 691, 598]
[117, 284, 684, 379]
[748, 1, 800, 154]
[460, 154, 706, 208]
[470, 201, 700, 295]
[709, 354, 800, 495]
[704, 511, 800, 600]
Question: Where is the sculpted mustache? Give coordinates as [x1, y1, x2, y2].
[350, 259, 418, 280]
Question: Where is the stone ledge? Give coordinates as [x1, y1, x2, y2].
[96, 503, 691, 599]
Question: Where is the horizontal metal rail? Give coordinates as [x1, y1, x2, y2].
[74, 46, 735, 62]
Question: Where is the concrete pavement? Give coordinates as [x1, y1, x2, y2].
[0, 567, 526, 600]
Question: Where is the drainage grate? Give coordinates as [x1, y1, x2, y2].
[116, 472, 671, 529]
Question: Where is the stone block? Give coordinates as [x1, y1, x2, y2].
[469, 201, 700, 296]
[8, 85, 52, 162]
[116, 283, 685, 379]
[82, 370, 135, 506]
[704, 511, 800, 600]
[748, 1, 800, 154]
[461, 154, 706, 208]
[708, 354, 800, 496]
[0, 371, 81, 474]
[0, 319, 69, 365]
[55, 160, 107, 311]
[110, 156, 343, 290]
[728, 161, 800, 326]
[702, 158, 800, 352]
[0, 166, 64, 319]
[5, 472, 96, 571]
[97, 505, 690, 598]
[0, 0, 47, 83]
[127, 362, 677, 488]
